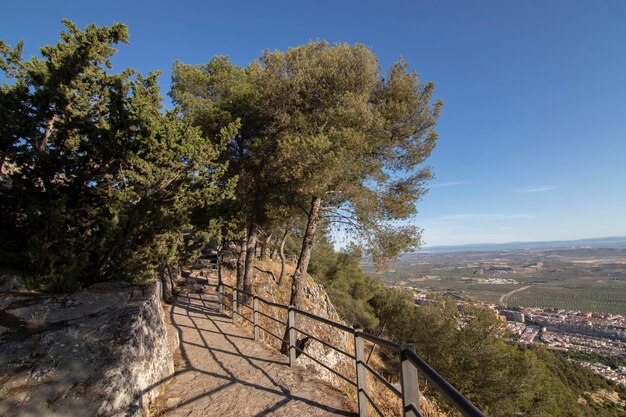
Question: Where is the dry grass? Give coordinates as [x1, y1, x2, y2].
[26, 309, 48, 330]
[147, 380, 172, 417]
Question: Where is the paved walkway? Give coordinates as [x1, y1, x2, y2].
[161, 290, 353, 417]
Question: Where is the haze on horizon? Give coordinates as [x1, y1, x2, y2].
[419, 235, 626, 252]
[3, 0, 625, 247]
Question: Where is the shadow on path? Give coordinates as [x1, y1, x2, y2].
[157, 291, 354, 417]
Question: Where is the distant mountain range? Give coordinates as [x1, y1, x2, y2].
[418, 236, 626, 253]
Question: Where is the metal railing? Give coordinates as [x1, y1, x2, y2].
[212, 282, 487, 417]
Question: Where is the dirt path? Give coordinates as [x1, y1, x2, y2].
[159, 290, 354, 417]
[499, 285, 532, 305]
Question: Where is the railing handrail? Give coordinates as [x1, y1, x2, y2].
[291, 305, 355, 334]
[357, 329, 402, 353]
[404, 349, 486, 417]
[223, 283, 288, 309]
[218, 282, 487, 417]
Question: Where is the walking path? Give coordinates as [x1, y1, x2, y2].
[499, 285, 532, 305]
[160, 290, 353, 417]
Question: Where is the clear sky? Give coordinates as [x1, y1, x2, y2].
[2, 0, 625, 246]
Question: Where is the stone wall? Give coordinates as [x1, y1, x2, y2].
[0, 280, 176, 417]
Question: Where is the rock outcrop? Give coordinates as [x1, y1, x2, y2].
[0, 280, 176, 417]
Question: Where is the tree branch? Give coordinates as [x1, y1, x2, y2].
[254, 265, 277, 282]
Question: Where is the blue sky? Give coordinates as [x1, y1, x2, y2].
[2, 0, 626, 246]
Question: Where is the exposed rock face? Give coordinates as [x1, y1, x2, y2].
[0, 272, 25, 292]
[291, 278, 356, 387]
[0, 281, 176, 417]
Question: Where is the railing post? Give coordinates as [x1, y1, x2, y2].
[400, 344, 419, 417]
[218, 283, 224, 314]
[354, 329, 369, 417]
[253, 296, 259, 340]
[232, 289, 238, 324]
[288, 307, 296, 367]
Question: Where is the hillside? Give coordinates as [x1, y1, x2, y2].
[271, 242, 626, 416]
[212, 256, 445, 417]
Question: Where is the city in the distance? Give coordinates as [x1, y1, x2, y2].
[363, 236, 626, 385]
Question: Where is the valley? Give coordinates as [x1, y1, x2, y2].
[363, 246, 626, 315]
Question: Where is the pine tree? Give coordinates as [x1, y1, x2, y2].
[171, 42, 441, 308]
[250, 42, 442, 307]
[0, 21, 234, 290]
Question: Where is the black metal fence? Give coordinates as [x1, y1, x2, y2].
[211, 281, 487, 417]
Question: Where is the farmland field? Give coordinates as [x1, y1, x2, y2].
[363, 247, 626, 314]
[506, 282, 626, 314]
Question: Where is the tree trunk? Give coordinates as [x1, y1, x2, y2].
[243, 222, 259, 303]
[260, 232, 272, 260]
[158, 266, 173, 301]
[166, 264, 178, 297]
[39, 115, 57, 152]
[236, 233, 247, 290]
[278, 227, 289, 285]
[290, 196, 322, 308]
[367, 319, 387, 364]
[281, 197, 322, 354]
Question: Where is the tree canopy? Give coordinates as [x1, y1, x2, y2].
[0, 20, 235, 290]
[172, 41, 442, 307]
[367, 286, 626, 416]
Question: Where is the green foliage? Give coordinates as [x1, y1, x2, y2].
[307, 235, 380, 330]
[311, 240, 626, 417]
[536, 348, 625, 395]
[384, 297, 536, 415]
[0, 21, 234, 291]
[372, 289, 626, 416]
[310, 241, 615, 415]
[172, 42, 442, 271]
[311, 238, 614, 414]
[322, 253, 381, 330]
[171, 55, 271, 231]
[308, 237, 626, 417]
[252, 42, 442, 266]
[559, 351, 626, 371]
